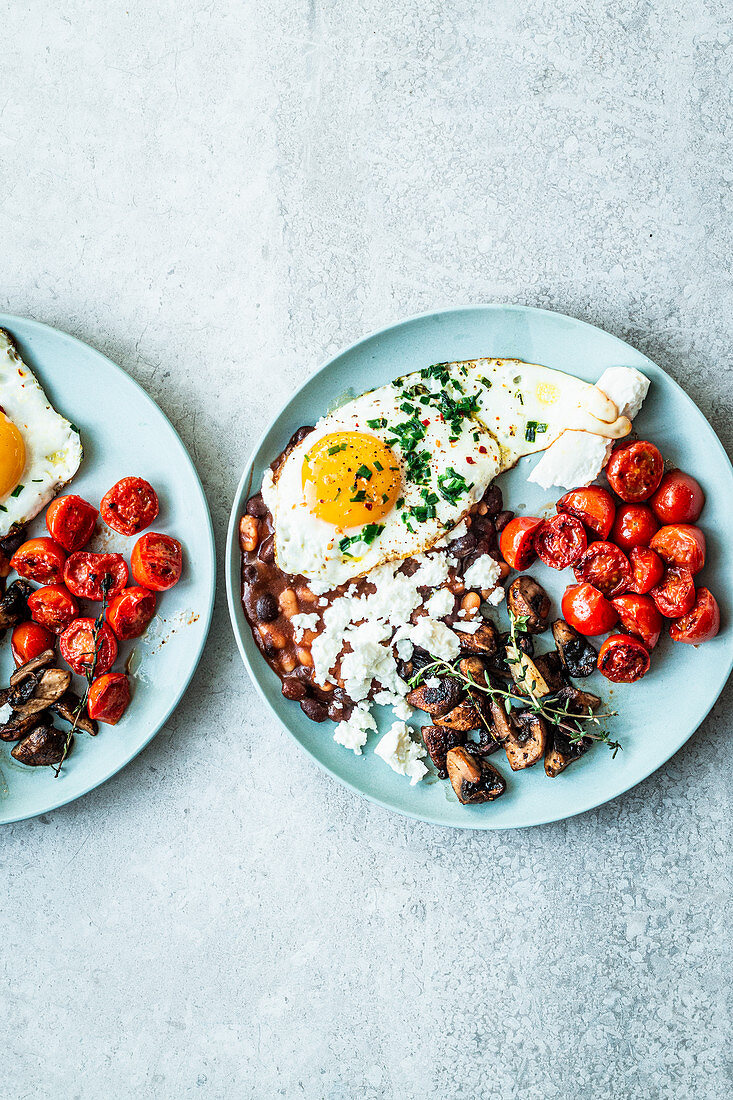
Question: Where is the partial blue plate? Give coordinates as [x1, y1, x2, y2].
[226, 305, 733, 829]
[0, 315, 215, 825]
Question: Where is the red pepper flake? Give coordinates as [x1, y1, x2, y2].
[466, 456, 475, 465]
[478, 446, 487, 454]
[421, 419, 430, 427]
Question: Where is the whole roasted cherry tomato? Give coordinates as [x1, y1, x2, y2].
[611, 594, 663, 650]
[131, 532, 183, 591]
[573, 541, 631, 598]
[556, 486, 616, 540]
[669, 587, 720, 645]
[45, 494, 98, 552]
[561, 582, 618, 636]
[64, 551, 128, 601]
[650, 565, 696, 618]
[28, 584, 80, 635]
[649, 524, 705, 576]
[628, 546, 665, 595]
[533, 513, 587, 569]
[60, 617, 118, 676]
[499, 517, 543, 571]
[87, 672, 131, 724]
[606, 440, 664, 502]
[651, 471, 704, 524]
[106, 586, 157, 640]
[598, 634, 650, 683]
[100, 477, 159, 536]
[10, 537, 66, 584]
[11, 621, 55, 665]
[610, 504, 659, 553]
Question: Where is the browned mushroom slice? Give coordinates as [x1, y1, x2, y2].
[51, 693, 98, 736]
[0, 711, 40, 742]
[446, 746, 506, 804]
[532, 650, 566, 692]
[0, 580, 32, 632]
[454, 620, 498, 656]
[9, 649, 57, 687]
[507, 576, 551, 633]
[488, 697, 514, 744]
[11, 724, 68, 767]
[544, 727, 591, 777]
[11, 668, 72, 718]
[557, 684, 602, 714]
[406, 676, 463, 717]
[0, 523, 27, 559]
[421, 725, 466, 778]
[503, 711, 548, 770]
[551, 619, 598, 678]
[458, 656, 488, 686]
[434, 701, 483, 732]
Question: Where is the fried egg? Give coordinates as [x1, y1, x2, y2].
[0, 330, 83, 536]
[265, 358, 632, 585]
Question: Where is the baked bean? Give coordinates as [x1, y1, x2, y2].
[280, 653, 296, 674]
[482, 484, 503, 515]
[278, 588, 299, 618]
[296, 585, 317, 604]
[477, 502, 488, 515]
[258, 535, 275, 563]
[240, 515, 260, 552]
[451, 532, 478, 559]
[328, 698, 354, 722]
[242, 564, 259, 584]
[461, 592, 481, 612]
[297, 647, 313, 667]
[498, 561, 511, 582]
[318, 681, 335, 693]
[282, 677, 307, 701]
[255, 593, 279, 622]
[495, 510, 514, 533]
[246, 493, 267, 518]
[258, 623, 286, 649]
[300, 697, 328, 722]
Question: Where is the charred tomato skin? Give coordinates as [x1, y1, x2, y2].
[131, 532, 183, 591]
[10, 537, 67, 584]
[628, 546, 665, 595]
[606, 440, 664, 503]
[533, 513, 587, 569]
[611, 593, 664, 650]
[598, 634, 651, 683]
[100, 477, 159, 536]
[64, 551, 128, 601]
[651, 471, 705, 524]
[11, 621, 55, 665]
[499, 517, 543, 571]
[556, 486, 616, 540]
[28, 584, 80, 635]
[45, 494, 98, 552]
[60, 617, 118, 676]
[610, 504, 659, 553]
[649, 524, 706, 576]
[669, 588, 720, 645]
[573, 541, 632, 598]
[106, 586, 157, 640]
[561, 582, 618, 636]
[650, 564, 696, 618]
[87, 672, 131, 724]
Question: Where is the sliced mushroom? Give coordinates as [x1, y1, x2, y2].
[11, 668, 72, 718]
[9, 649, 57, 687]
[455, 620, 498, 656]
[421, 725, 466, 778]
[488, 697, 514, 744]
[0, 523, 27, 559]
[507, 576, 551, 634]
[503, 711, 548, 770]
[544, 727, 591, 777]
[51, 692, 98, 736]
[11, 724, 68, 767]
[8, 673, 41, 708]
[0, 580, 32, 632]
[532, 650, 566, 693]
[434, 701, 483, 732]
[406, 676, 463, 717]
[0, 711, 40, 742]
[506, 648, 552, 698]
[556, 684, 602, 714]
[551, 619, 598, 678]
[446, 746, 506, 804]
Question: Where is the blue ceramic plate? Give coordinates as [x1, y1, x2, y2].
[226, 306, 733, 829]
[0, 315, 215, 825]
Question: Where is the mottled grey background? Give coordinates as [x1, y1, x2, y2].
[1, 1, 731, 1097]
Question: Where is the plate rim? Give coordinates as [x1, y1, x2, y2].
[0, 312, 217, 825]
[226, 303, 733, 830]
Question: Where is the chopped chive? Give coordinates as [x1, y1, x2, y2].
[355, 464, 372, 481]
[374, 460, 383, 472]
[10, 484, 23, 497]
[366, 417, 387, 429]
[327, 443, 347, 455]
[350, 490, 367, 502]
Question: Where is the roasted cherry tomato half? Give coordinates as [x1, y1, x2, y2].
[628, 546, 665, 595]
[131, 532, 183, 591]
[650, 565, 696, 618]
[63, 551, 128, 601]
[499, 517, 543, 571]
[533, 513, 587, 570]
[561, 582, 618, 637]
[606, 440, 664, 503]
[87, 672, 131, 725]
[649, 524, 706, 576]
[611, 593, 663, 650]
[573, 541, 632, 598]
[598, 633, 650, 683]
[59, 617, 118, 677]
[100, 477, 159, 537]
[106, 586, 157, 640]
[556, 485, 616, 540]
[28, 584, 80, 635]
[669, 587, 720, 645]
[651, 471, 704, 524]
[610, 503, 659, 553]
[10, 537, 67, 584]
[45, 494, 98, 552]
[11, 620, 55, 665]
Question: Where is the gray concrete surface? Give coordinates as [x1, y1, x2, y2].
[1, 1, 731, 1097]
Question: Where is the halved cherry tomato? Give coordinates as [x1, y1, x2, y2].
[533, 513, 587, 569]
[131, 532, 183, 591]
[87, 672, 131, 724]
[59, 617, 117, 676]
[598, 634, 650, 683]
[628, 546, 665, 595]
[499, 517, 543, 571]
[45, 494, 98, 552]
[669, 587, 720, 645]
[610, 504, 659, 553]
[100, 477, 159, 536]
[556, 486, 616, 540]
[11, 621, 55, 665]
[606, 441, 664, 502]
[561, 582, 618, 636]
[106, 586, 157, 640]
[651, 471, 704, 524]
[649, 524, 706, 576]
[573, 541, 631, 598]
[28, 584, 80, 635]
[63, 552, 128, 601]
[611, 594, 663, 650]
[10, 538, 66, 584]
[650, 565, 696, 618]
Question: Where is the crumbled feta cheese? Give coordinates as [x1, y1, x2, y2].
[399, 617, 460, 661]
[454, 619, 482, 634]
[412, 553, 452, 589]
[290, 612, 319, 642]
[485, 586, 505, 606]
[318, 597, 328, 607]
[463, 554, 502, 592]
[0, 702, 12, 726]
[374, 721, 428, 785]
[424, 676, 441, 690]
[395, 637, 414, 662]
[425, 587, 455, 620]
[333, 704, 376, 754]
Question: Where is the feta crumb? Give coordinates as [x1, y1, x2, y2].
[318, 597, 328, 607]
[425, 587, 455, 620]
[374, 721, 428, 785]
[0, 702, 12, 726]
[399, 617, 460, 661]
[463, 554, 501, 592]
[290, 612, 319, 642]
[455, 619, 482, 634]
[485, 586, 505, 606]
[412, 553, 452, 589]
[395, 637, 414, 662]
[333, 704, 376, 755]
[424, 676, 441, 690]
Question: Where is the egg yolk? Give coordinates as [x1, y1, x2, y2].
[302, 432, 402, 528]
[0, 414, 25, 500]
